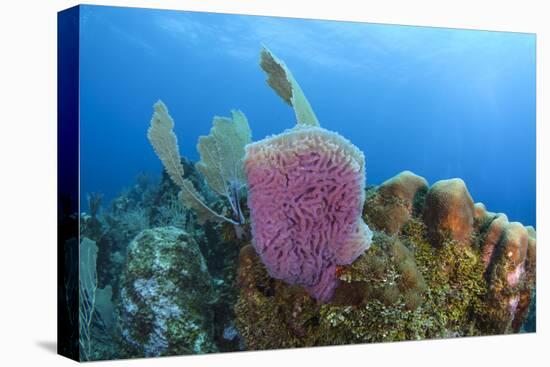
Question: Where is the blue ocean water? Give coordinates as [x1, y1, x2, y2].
[79, 5, 536, 226]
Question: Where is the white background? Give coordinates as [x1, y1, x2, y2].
[0, 0, 547, 366]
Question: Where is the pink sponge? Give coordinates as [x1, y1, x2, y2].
[244, 126, 373, 302]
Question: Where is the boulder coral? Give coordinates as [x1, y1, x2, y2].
[234, 222, 484, 349]
[363, 170, 428, 234]
[379, 170, 429, 206]
[118, 227, 218, 357]
[423, 178, 475, 247]
[143, 46, 535, 352]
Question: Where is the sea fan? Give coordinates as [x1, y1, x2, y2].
[196, 110, 251, 224]
[260, 46, 319, 127]
[147, 100, 249, 225]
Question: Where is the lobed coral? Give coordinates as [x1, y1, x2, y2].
[134, 46, 535, 354]
[423, 178, 475, 247]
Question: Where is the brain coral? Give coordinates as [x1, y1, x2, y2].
[244, 125, 373, 302]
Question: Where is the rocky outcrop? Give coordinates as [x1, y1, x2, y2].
[118, 227, 218, 357]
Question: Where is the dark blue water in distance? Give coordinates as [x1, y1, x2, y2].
[79, 5, 536, 227]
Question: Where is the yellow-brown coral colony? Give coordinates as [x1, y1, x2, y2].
[234, 171, 536, 349]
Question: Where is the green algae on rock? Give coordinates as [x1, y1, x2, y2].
[119, 227, 218, 357]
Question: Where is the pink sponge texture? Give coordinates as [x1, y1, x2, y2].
[244, 126, 373, 302]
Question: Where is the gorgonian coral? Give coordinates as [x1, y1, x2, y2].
[196, 110, 251, 225]
[147, 101, 250, 226]
[259, 46, 319, 126]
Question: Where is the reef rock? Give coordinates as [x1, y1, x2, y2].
[244, 125, 373, 302]
[482, 222, 531, 333]
[423, 178, 474, 247]
[363, 170, 428, 234]
[119, 227, 218, 357]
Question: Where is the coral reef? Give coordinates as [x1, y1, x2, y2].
[118, 227, 218, 357]
[235, 171, 536, 349]
[74, 46, 535, 360]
